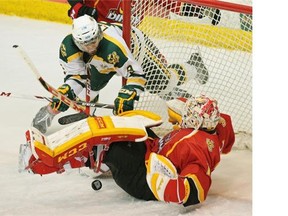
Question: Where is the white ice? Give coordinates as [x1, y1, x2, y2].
[0, 15, 251, 216]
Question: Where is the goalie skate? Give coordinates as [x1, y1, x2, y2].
[18, 143, 33, 173]
[187, 52, 209, 85]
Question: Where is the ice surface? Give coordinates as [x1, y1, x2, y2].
[0, 15, 251, 216]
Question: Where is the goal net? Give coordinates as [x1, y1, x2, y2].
[123, 0, 252, 149]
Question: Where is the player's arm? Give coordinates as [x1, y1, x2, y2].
[32, 36, 88, 133]
[146, 153, 191, 204]
[146, 152, 211, 206]
[55, 34, 97, 111]
[179, 164, 211, 206]
[216, 113, 235, 154]
[67, 0, 98, 19]
[101, 28, 146, 114]
[113, 67, 146, 115]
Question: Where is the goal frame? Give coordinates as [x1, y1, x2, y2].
[122, 0, 252, 46]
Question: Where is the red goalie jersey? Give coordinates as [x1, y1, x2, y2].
[145, 113, 235, 205]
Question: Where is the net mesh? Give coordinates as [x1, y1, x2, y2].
[127, 0, 252, 147]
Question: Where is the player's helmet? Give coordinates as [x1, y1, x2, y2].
[72, 15, 103, 54]
[181, 95, 220, 131]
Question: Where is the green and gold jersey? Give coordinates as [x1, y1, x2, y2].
[59, 22, 146, 102]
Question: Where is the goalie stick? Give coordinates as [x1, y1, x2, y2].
[12, 45, 115, 113]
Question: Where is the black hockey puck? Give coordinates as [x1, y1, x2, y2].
[12, 45, 18, 48]
[91, 179, 102, 191]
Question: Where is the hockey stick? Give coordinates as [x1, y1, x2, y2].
[12, 45, 115, 112]
[0, 91, 53, 102]
[0, 90, 115, 109]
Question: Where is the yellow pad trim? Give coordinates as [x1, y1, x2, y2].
[118, 110, 162, 121]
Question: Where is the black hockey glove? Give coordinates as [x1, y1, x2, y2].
[68, 3, 98, 20]
[114, 85, 139, 115]
[50, 84, 76, 112]
[79, 5, 98, 19]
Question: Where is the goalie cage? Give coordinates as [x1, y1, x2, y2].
[122, 0, 252, 150]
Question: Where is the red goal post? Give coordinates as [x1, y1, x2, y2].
[122, 0, 252, 149]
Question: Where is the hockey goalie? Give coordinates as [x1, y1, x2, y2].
[18, 95, 235, 207]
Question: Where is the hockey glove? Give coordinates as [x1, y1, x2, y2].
[50, 84, 76, 112]
[146, 153, 190, 204]
[32, 105, 56, 134]
[114, 85, 139, 115]
[68, 3, 98, 19]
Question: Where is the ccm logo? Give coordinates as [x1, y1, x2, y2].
[57, 143, 87, 163]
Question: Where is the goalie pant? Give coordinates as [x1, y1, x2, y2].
[103, 113, 235, 206]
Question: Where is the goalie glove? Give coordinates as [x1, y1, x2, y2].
[68, 3, 98, 19]
[49, 84, 76, 112]
[32, 105, 56, 134]
[113, 85, 139, 115]
[146, 153, 190, 204]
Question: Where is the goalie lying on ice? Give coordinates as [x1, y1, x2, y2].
[19, 94, 235, 207]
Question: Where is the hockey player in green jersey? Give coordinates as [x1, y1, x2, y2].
[32, 15, 146, 133]
[32, 15, 209, 133]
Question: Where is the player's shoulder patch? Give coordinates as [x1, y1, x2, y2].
[60, 34, 82, 61]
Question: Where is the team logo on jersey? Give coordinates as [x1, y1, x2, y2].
[60, 44, 67, 57]
[106, 7, 140, 25]
[108, 51, 119, 64]
[206, 138, 215, 152]
[127, 65, 135, 73]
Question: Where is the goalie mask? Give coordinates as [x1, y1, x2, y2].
[181, 95, 220, 131]
[72, 15, 103, 54]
